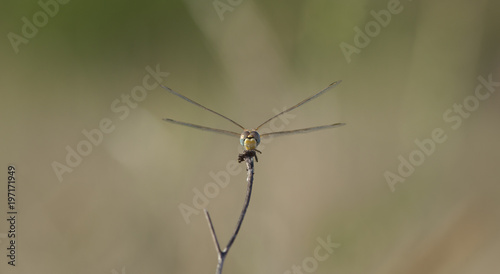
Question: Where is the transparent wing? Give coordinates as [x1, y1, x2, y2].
[255, 81, 342, 130]
[164, 118, 241, 137]
[160, 85, 246, 130]
[260, 123, 345, 138]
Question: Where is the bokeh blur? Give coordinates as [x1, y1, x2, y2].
[1, 0, 500, 273]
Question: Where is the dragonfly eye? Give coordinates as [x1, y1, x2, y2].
[240, 131, 250, 139]
[249, 131, 261, 146]
[240, 131, 250, 146]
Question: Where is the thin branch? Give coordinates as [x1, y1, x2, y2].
[204, 209, 222, 254]
[204, 152, 256, 274]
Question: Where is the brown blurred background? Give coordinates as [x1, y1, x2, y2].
[1, 0, 500, 273]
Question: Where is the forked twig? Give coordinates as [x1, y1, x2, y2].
[204, 152, 256, 274]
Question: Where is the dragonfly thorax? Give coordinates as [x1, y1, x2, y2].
[240, 130, 261, 151]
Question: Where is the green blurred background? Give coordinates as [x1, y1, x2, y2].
[1, 0, 500, 273]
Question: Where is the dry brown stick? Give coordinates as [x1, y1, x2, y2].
[204, 152, 256, 274]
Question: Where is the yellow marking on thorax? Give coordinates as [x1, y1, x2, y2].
[244, 138, 257, 150]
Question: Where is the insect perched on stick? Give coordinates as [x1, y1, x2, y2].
[161, 81, 345, 162]
[162, 81, 345, 274]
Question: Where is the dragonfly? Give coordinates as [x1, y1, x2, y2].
[160, 81, 345, 162]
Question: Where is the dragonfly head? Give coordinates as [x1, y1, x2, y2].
[240, 130, 261, 151]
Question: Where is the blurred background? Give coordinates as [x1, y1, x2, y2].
[1, 0, 500, 273]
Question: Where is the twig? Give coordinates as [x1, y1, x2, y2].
[204, 152, 255, 274]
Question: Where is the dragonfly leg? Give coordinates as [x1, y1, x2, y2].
[238, 150, 261, 163]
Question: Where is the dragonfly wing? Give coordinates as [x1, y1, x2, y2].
[255, 81, 342, 130]
[164, 118, 241, 137]
[260, 123, 345, 138]
[160, 85, 245, 130]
